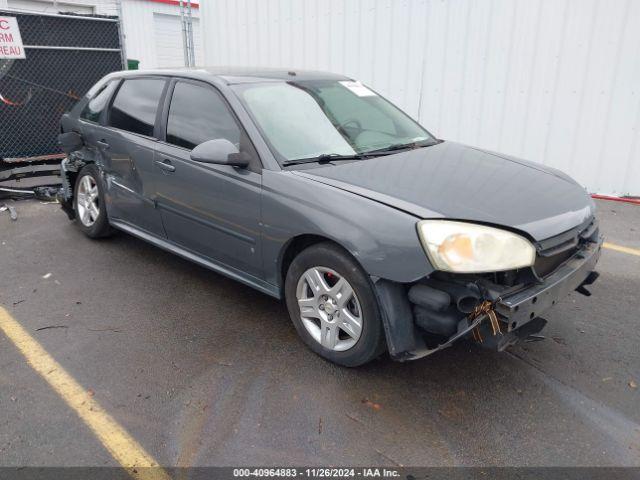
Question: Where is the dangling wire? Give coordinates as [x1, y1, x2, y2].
[467, 300, 502, 343]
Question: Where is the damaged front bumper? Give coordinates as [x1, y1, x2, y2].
[496, 239, 602, 334]
[375, 234, 604, 362]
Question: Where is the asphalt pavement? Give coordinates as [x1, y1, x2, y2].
[0, 199, 638, 467]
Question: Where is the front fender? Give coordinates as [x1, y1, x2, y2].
[261, 170, 433, 288]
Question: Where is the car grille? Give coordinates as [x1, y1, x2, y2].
[533, 216, 599, 278]
[534, 248, 578, 277]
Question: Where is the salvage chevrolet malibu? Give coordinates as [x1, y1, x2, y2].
[58, 68, 602, 366]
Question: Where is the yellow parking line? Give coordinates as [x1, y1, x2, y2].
[0, 306, 170, 480]
[603, 242, 640, 257]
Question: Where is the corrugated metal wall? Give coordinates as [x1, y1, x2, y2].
[121, 0, 202, 69]
[201, 0, 640, 195]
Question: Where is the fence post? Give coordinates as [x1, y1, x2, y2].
[115, 0, 127, 70]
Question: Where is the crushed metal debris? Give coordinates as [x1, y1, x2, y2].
[0, 185, 61, 201]
[0, 203, 17, 220]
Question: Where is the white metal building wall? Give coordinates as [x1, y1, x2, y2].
[119, 0, 202, 69]
[200, 0, 640, 196]
[153, 12, 202, 68]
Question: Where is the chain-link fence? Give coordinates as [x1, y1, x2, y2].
[0, 10, 123, 183]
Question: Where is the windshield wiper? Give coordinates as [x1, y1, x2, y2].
[364, 139, 441, 155]
[282, 140, 442, 166]
[282, 153, 365, 166]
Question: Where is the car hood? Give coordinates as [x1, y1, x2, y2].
[294, 141, 594, 241]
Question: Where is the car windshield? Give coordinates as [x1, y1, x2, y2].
[233, 79, 435, 164]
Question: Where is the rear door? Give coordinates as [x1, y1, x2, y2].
[153, 79, 264, 278]
[97, 76, 168, 236]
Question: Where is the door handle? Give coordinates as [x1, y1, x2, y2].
[154, 159, 176, 173]
[96, 139, 110, 149]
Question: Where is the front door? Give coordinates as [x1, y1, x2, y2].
[153, 80, 263, 279]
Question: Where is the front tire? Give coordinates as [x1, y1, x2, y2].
[74, 164, 112, 238]
[284, 242, 386, 367]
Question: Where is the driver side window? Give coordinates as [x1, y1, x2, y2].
[166, 81, 241, 150]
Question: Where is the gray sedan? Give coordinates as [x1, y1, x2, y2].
[58, 68, 602, 366]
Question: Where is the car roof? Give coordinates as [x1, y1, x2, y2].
[106, 67, 352, 85]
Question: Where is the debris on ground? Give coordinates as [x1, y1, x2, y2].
[0, 186, 35, 199]
[0, 203, 17, 221]
[0, 185, 62, 201]
[42, 273, 52, 279]
[345, 412, 365, 425]
[361, 398, 382, 411]
[35, 325, 68, 331]
[630, 380, 638, 389]
[87, 327, 123, 333]
[33, 186, 61, 201]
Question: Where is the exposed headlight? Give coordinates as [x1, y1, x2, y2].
[417, 220, 536, 273]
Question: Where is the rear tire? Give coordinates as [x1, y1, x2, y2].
[284, 242, 386, 367]
[74, 164, 112, 238]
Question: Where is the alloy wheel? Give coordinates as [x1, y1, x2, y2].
[76, 175, 100, 227]
[296, 267, 363, 351]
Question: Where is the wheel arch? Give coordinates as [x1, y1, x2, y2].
[60, 150, 99, 212]
[278, 234, 361, 296]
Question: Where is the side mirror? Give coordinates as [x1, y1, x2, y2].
[58, 131, 84, 154]
[190, 139, 250, 168]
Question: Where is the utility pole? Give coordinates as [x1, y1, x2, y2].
[186, 0, 195, 66]
[179, 0, 189, 67]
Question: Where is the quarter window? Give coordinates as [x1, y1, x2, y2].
[166, 82, 241, 150]
[80, 80, 118, 123]
[108, 78, 165, 136]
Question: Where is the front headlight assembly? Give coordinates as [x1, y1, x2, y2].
[417, 220, 536, 273]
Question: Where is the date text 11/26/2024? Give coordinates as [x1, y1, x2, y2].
[232, 468, 401, 478]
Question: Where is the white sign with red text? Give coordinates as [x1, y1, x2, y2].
[0, 17, 25, 59]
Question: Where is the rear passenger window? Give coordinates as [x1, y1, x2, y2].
[166, 82, 240, 150]
[81, 80, 118, 123]
[108, 78, 165, 137]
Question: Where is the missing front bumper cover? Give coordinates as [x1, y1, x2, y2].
[376, 235, 603, 361]
[495, 237, 602, 332]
